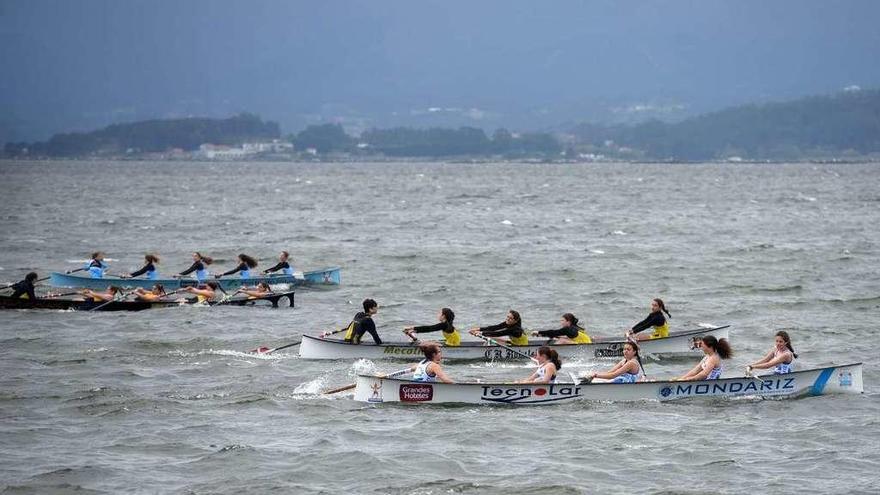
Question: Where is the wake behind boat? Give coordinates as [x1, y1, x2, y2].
[0, 290, 295, 311]
[300, 325, 730, 361]
[48, 266, 341, 291]
[353, 363, 864, 405]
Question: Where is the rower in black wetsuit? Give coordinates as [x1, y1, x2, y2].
[627, 298, 672, 341]
[9, 272, 38, 300]
[403, 308, 461, 346]
[469, 310, 529, 346]
[532, 313, 592, 344]
[263, 250, 294, 276]
[178, 252, 213, 283]
[217, 254, 258, 279]
[344, 298, 382, 344]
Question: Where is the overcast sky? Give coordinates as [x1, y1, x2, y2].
[2, 0, 879, 142]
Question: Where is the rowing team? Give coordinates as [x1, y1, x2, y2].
[322, 297, 674, 347]
[405, 331, 798, 385]
[68, 250, 297, 282]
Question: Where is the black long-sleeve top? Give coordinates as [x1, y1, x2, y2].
[412, 321, 454, 334]
[348, 311, 382, 344]
[130, 262, 156, 278]
[631, 311, 666, 334]
[220, 262, 248, 276]
[263, 261, 290, 273]
[536, 324, 580, 339]
[178, 261, 205, 276]
[10, 279, 36, 300]
[479, 321, 524, 338]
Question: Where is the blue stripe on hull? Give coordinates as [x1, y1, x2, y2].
[811, 367, 835, 396]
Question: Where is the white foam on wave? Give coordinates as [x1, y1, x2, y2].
[589, 249, 605, 254]
[612, 230, 627, 236]
[501, 220, 513, 225]
[293, 378, 325, 395]
[351, 358, 378, 375]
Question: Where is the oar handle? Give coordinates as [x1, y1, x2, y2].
[473, 333, 539, 363]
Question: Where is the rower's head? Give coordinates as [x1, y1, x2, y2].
[440, 307, 455, 323]
[239, 254, 258, 268]
[562, 313, 578, 327]
[700, 335, 732, 359]
[537, 346, 562, 370]
[363, 298, 378, 315]
[257, 282, 270, 291]
[91, 251, 104, 261]
[280, 250, 289, 261]
[145, 253, 160, 264]
[506, 310, 521, 326]
[775, 331, 797, 358]
[652, 298, 671, 318]
[108, 285, 121, 294]
[623, 341, 640, 360]
[153, 283, 165, 295]
[206, 281, 220, 291]
[25, 272, 38, 283]
[420, 342, 442, 362]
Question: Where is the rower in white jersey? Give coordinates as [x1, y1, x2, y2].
[518, 346, 562, 384]
[675, 335, 733, 381]
[410, 342, 454, 383]
[585, 341, 644, 383]
[747, 330, 798, 375]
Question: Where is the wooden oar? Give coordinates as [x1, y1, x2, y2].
[250, 340, 302, 354]
[0, 276, 51, 291]
[322, 367, 412, 395]
[471, 333, 539, 364]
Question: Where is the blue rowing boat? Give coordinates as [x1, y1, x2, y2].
[48, 266, 341, 290]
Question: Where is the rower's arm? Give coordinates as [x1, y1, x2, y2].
[631, 312, 663, 334]
[412, 322, 446, 334]
[432, 364, 454, 384]
[752, 352, 790, 370]
[129, 264, 150, 278]
[220, 263, 245, 277]
[536, 327, 567, 338]
[178, 262, 199, 276]
[263, 262, 285, 273]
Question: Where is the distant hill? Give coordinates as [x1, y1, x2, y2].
[4, 113, 280, 157]
[572, 89, 880, 160]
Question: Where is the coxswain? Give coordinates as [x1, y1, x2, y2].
[626, 298, 671, 341]
[584, 341, 644, 383]
[403, 307, 461, 346]
[81, 286, 121, 302]
[343, 298, 382, 344]
[8, 272, 39, 300]
[410, 342, 454, 383]
[532, 313, 592, 344]
[518, 347, 561, 384]
[237, 282, 273, 299]
[128, 253, 160, 279]
[747, 331, 797, 375]
[178, 252, 213, 284]
[675, 335, 732, 381]
[217, 253, 258, 280]
[468, 310, 529, 346]
[184, 281, 222, 302]
[133, 284, 166, 302]
[84, 251, 108, 278]
[263, 251, 295, 276]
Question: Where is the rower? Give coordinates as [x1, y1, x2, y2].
[184, 281, 221, 302]
[747, 331, 798, 375]
[343, 298, 382, 345]
[403, 307, 461, 346]
[178, 252, 213, 284]
[81, 286, 121, 302]
[84, 251, 109, 278]
[410, 342, 453, 383]
[263, 250, 295, 276]
[217, 254, 258, 280]
[675, 335, 732, 381]
[585, 341, 644, 383]
[468, 310, 529, 346]
[237, 282, 273, 299]
[518, 347, 561, 384]
[128, 253, 160, 280]
[8, 272, 39, 300]
[532, 313, 592, 344]
[133, 284, 166, 302]
[626, 298, 671, 341]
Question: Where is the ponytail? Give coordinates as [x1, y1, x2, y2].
[776, 331, 798, 359]
[654, 298, 671, 319]
[702, 335, 732, 359]
[538, 346, 562, 370]
[562, 313, 578, 327]
[240, 253, 258, 268]
[420, 342, 441, 360]
[441, 308, 455, 332]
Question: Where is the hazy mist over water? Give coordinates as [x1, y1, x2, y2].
[0, 160, 878, 493]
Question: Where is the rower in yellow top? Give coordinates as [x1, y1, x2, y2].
[626, 298, 671, 341]
[184, 281, 222, 303]
[80, 286, 122, 302]
[8, 272, 39, 300]
[133, 284, 166, 302]
[468, 309, 529, 346]
[531, 313, 592, 344]
[342, 298, 382, 344]
[403, 308, 461, 346]
[236, 282, 273, 299]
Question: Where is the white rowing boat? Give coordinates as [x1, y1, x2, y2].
[299, 326, 730, 361]
[353, 363, 863, 405]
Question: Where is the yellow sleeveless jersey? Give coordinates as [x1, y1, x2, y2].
[572, 330, 592, 344]
[509, 333, 529, 346]
[650, 321, 670, 339]
[442, 328, 461, 346]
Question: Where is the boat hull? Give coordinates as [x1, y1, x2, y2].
[300, 326, 729, 361]
[0, 291, 295, 311]
[353, 363, 864, 405]
[48, 267, 340, 290]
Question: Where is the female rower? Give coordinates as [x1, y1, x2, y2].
[81, 286, 121, 302]
[237, 282, 273, 299]
[184, 281, 222, 302]
[343, 298, 382, 344]
[403, 307, 461, 346]
[410, 342, 454, 383]
[518, 347, 562, 384]
[127, 253, 160, 279]
[217, 253, 258, 279]
[178, 252, 213, 283]
[627, 298, 671, 341]
[585, 341, 644, 383]
[747, 331, 798, 375]
[263, 251, 295, 276]
[9, 272, 39, 300]
[468, 310, 529, 346]
[532, 313, 592, 344]
[675, 335, 733, 381]
[134, 284, 166, 302]
[84, 251, 108, 278]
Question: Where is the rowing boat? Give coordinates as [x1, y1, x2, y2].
[48, 266, 341, 290]
[353, 363, 863, 405]
[0, 290, 295, 311]
[299, 325, 730, 361]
